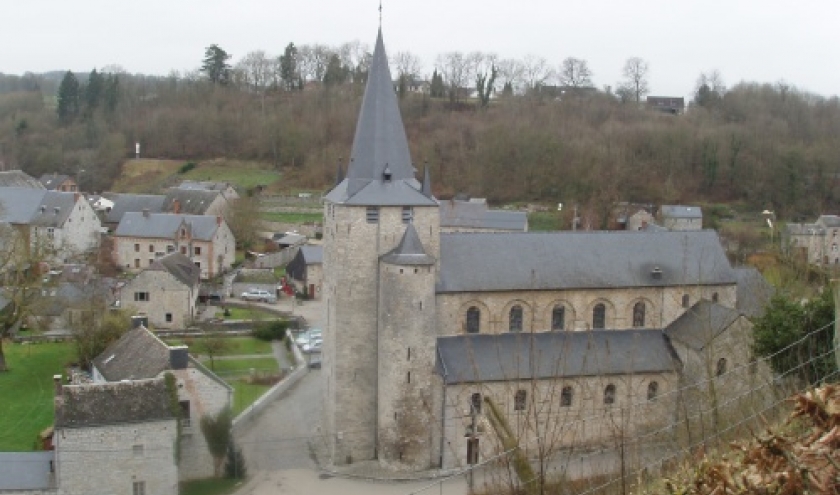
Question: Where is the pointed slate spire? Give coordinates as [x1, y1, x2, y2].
[421, 163, 432, 197]
[381, 223, 436, 265]
[346, 28, 414, 195]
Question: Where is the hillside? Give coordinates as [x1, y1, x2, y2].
[111, 158, 282, 194]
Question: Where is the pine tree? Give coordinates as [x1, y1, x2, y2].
[57, 71, 80, 123]
[430, 69, 445, 98]
[84, 68, 104, 118]
[202, 44, 232, 85]
[279, 42, 299, 91]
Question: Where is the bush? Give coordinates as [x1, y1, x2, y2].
[252, 320, 288, 341]
[178, 161, 197, 174]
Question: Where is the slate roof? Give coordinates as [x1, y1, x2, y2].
[163, 189, 224, 215]
[439, 200, 528, 231]
[104, 193, 166, 224]
[54, 378, 174, 428]
[92, 327, 172, 381]
[436, 330, 680, 384]
[735, 267, 774, 318]
[300, 245, 323, 264]
[0, 170, 44, 189]
[324, 29, 436, 207]
[381, 224, 436, 266]
[0, 187, 78, 227]
[115, 212, 221, 241]
[0, 451, 54, 490]
[275, 232, 307, 246]
[665, 299, 743, 351]
[39, 173, 72, 190]
[148, 252, 201, 287]
[817, 215, 840, 228]
[785, 222, 823, 236]
[437, 230, 736, 293]
[661, 205, 702, 219]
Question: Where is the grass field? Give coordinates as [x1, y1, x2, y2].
[111, 158, 280, 194]
[181, 159, 280, 190]
[528, 211, 563, 231]
[201, 357, 279, 375]
[111, 159, 184, 193]
[230, 381, 274, 416]
[260, 211, 323, 224]
[215, 307, 280, 321]
[180, 478, 242, 495]
[164, 336, 273, 356]
[0, 341, 76, 451]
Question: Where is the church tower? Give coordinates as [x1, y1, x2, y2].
[321, 29, 440, 468]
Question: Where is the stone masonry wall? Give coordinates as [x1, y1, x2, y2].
[123, 270, 195, 329]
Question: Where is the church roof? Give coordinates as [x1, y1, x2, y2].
[665, 299, 744, 351]
[735, 267, 774, 318]
[324, 29, 436, 207]
[439, 200, 528, 231]
[437, 230, 736, 293]
[436, 330, 680, 384]
[381, 224, 436, 265]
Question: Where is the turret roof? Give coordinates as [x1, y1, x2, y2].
[381, 223, 436, 265]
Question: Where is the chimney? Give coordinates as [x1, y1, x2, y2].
[53, 207, 60, 215]
[74, 192, 80, 203]
[40, 205, 46, 213]
[172, 199, 181, 214]
[169, 346, 189, 370]
[53, 374, 63, 396]
[216, 215, 222, 226]
[651, 266, 663, 280]
[131, 315, 148, 329]
[142, 208, 150, 218]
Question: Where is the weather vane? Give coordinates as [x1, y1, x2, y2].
[379, 1, 382, 27]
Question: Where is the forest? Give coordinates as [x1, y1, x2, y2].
[0, 43, 839, 224]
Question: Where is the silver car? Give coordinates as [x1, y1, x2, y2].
[240, 288, 277, 303]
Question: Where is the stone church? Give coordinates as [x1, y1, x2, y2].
[321, 29, 770, 472]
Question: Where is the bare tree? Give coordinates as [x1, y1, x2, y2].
[694, 70, 726, 108]
[436, 51, 472, 103]
[235, 50, 274, 94]
[391, 51, 423, 81]
[521, 55, 553, 92]
[496, 58, 524, 95]
[297, 44, 332, 83]
[619, 57, 650, 103]
[556, 57, 593, 88]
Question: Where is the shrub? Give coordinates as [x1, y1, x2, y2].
[178, 162, 197, 174]
[252, 320, 288, 341]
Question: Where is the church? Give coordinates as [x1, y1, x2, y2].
[320, 29, 770, 472]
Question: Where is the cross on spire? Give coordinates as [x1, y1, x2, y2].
[379, 1, 382, 27]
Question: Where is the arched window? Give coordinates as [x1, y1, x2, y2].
[592, 303, 606, 329]
[466, 307, 480, 334]
[509, 305, 523, 332]
[560, 386, 573, 407]
[632, 302, 646, 328]
[470, 393, 482, 414]
[604, 384, 616, 405]
[551, 305, 566, 331]
[514, 390, 527, 411]
[647, 381, 659, 401]
[716, 358, 727, 376]
[682, 294, 690, 308]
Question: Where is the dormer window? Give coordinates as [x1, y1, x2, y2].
[382, 164, 392, 181]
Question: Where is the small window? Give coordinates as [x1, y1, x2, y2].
[716, 358, 727, 377]
[712, 292, 719, 303]
[134, 243, 140, 252]
[46, 228, 55, 239]
[402, 206, 413, 224]
[167, 245, 175, 253]
[165, 313, 173, 323]
[551, 306, 565, 331]
[466, 306, 480, 333]
[194, 262, 200, 269]
[470, 393, 482, 414]
[604, 384, 616, 405]
[647, 381, 659, 401]
[592, 303, 606, 329]
[148, 259, 154, 266]
[366, 206, 379, 224]
[132, 444, 144, 457]
[509, 305, 523, 332]
[560, 386, 573, 407]
[179, 400, 191, 426]
[133, 481, 146, 495]
[148, 244, 154, 253]
[682, 294, 690, 308]
[194, 246, 201, 255]
[632, 302, 646, 328]
[514, 389, 527, 411]
[180, 246, 187, 255]
[134, 292, 149, 302]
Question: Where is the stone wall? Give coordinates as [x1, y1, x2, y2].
[123, 270, 196, 329]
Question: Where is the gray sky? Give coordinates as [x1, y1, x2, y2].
[3, 0, 839, 99]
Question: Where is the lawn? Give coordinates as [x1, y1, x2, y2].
[230, 381, 274, 416]
[260, 211, 323, 224]
[0, 341, 76, 451]
[215, 307, 280, 320]
[180, 478, 242, 495]
[528, 211, 563, 231]
[164, 336, 273, 356]
[111, 159, 184, 193]
[200, 357, 279, 375]
[181, 159, 280, 190]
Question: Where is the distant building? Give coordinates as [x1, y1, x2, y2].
[647, 96, 685, 114]
[39, 173, 78, 192]
[783, 215, 840, 265]
[286, 245, 323, 299]
[175, 180, 240, 201]
[660, 205, 703, 230]
[0, 169, 44, 189]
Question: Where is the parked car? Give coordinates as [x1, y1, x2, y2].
[302, 337, 322, 353]
[295, 328, 322, 346]
[240, 288, 277, 303]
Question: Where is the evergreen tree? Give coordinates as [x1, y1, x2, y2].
[502, 81, 514, 97]
[323, 54, 348, 87]
[202, 44, 232, 85]
[84, 68, 104, 118]
[103, 73, 119, 115]
[224, 441, 247, 479]
[279, 42, 299, 91]
[430, 69, 445, 98]
[57, 71, 80, 123]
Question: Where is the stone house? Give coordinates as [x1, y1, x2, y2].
[0, 187, 102, 263]
[113, 212, 235, 279]
[646, 96, 685, 114]
[121, 252, 201, 329]
[54, 378, 179, 495]
[28, 279, 114, 333]
[103, 194, 167, 231]
[783, 215, 840, 266]
[659, 205, 703, 230]
[39, 174, 78, 192]
[91, 326, 233, 480]
[163, 188, 230, 217]
[320, 28, 770, 472]
[286, 245, 323, 299]
[175, 180, 240, 202]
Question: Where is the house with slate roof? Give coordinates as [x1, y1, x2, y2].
[113, 212, 234, 279]
[285, 245, 323, 299]
[319, 28, 772, 472]
[0, 187, 101, 263]
[121, 252, 201, 329]
[783, 214, 840, 266]
[0, 169, 45, 189]
[163, 188, 229, 217]
[102, 193, 167, 231]
[175, 180, 240, 201]
[39, 173, 78, 192]
[659, 204, 703, 230]
[53, 378, 178, 495]
[91, 325, 233, 480]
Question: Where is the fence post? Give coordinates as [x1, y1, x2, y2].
[833, 280, 840, 373]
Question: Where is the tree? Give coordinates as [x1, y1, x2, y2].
[323, 54, 349, 87]
[224, 440, 247, 479]
[225, 195, 261, 250]
[190, 333, 231, 371]
[436, 52, 472, 103]
[279, 42, 299, 91]
[391, 50, 423, 83]
[84, 68, 104, 116]
[200, 407, 233, 477]
[202, 44, 232, 85]
[476, 64, 498, 109]
[57, 71, 80, 123]
[236, 50, 273, 93]
[70, 306, 133, 370]
[429, 69, 445, 98]
[521, 55, 553, 92]
[618, 57, 649, 103]
[694, 70, 726, 108]
[557, 57, 593, 88]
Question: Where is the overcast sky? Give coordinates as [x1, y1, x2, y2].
[3, 0, 839, 100]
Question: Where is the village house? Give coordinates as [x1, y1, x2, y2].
[163, 188, 230, 217]
[175, 180, 240, 202]
[0, 187, 102, 263]
[320, 28, 771, 472]
[91, 325, 233, 480]
[121, 252, 201, 329]
[659, 205, 703, 230]
[39, 173, 78, 192]
[102, 193, 167, 231]
[0, 169, 44, 189]
[646, 96, 685, 114]
[783, 214, 840, 265]
[286, 245, 323, 299]
[113, 212, 234, 279]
